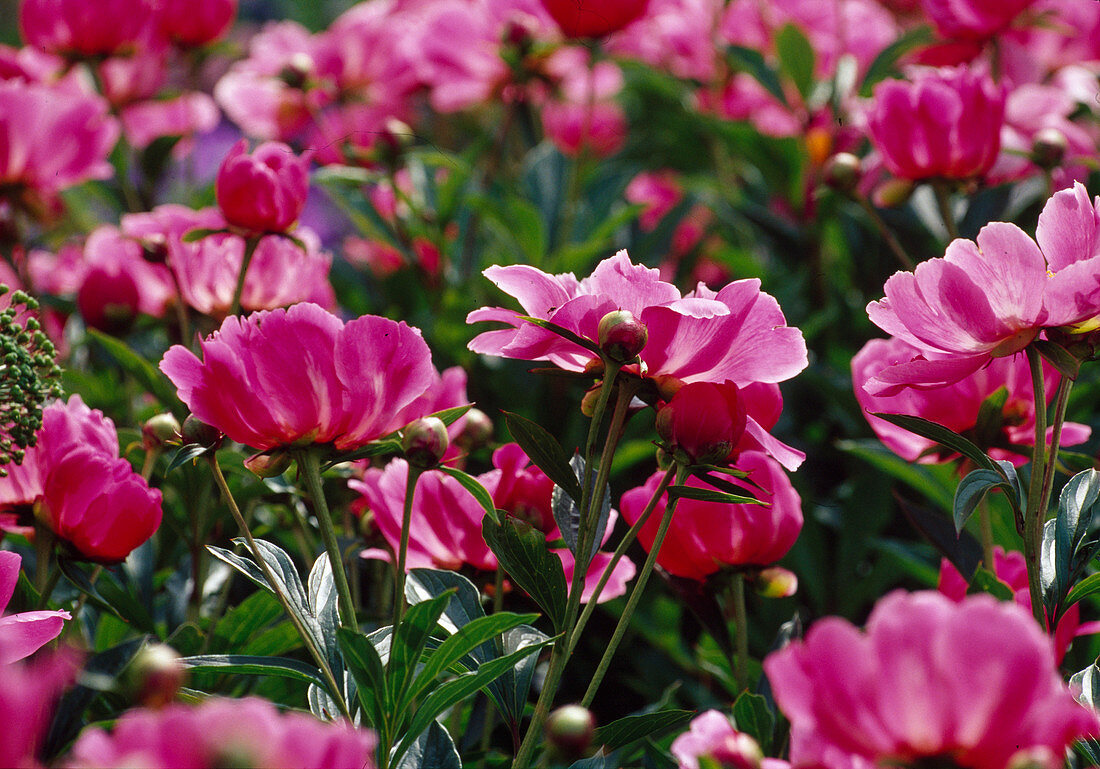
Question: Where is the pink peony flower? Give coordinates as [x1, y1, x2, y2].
[540, 0, 650, 37]
[938, 547, 1081, 663]
[20, 0, 155, 57]
[619, 451, 803, 581]
[0, 648, 76, 768]
[0, 551, 70, 665]
[608, 0, 721, 82]
[852, 336, 1091, 465]
[67, 696, 376, 769]
[921, 0, 1035, 41]
[160, 303, 436, 452]
[671, 710, 789, 769]
[0, 80, 118, 198]
[625, 171, 683, 231]
[74, 225, 177, 332]
[540, 49, 627, 158]
[764, 590, 1100, 769]
[119, 92, 220, 152]
[656, 381, 747, 466]
[156, 0, 237, 47]
[866, 65, 1004, 181]
[215, 140, 310, 235]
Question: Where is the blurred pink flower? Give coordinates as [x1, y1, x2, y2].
[0, 551, 69, 665]
[540, 47, 627, 158]
[608, 0, 721, 81]
[156, 0, 237, 47]
[215, 139, 310, 234]
[0, 648, 76, 768]
[540, 0, 650, 37]
[671, 710, 788, 769]
[344, 237, 405, 279]
[625, 171, 683, 231]
[764, 590, 1099, 769]
[852, 336, 1091, 464]
[160, 303, 436, 452]
[75, 225, 177, 331]
[0, 80, 118, 199]
[866, 65, 1004, 181]
[68, 696, 376, 769]
[96, 43, 168, 107]
[20, 0, 155, 57]
[393, 365, 471, 461]
[619, 451, 802, 581]
[120, 92, 220, 152]
[938, 547, 1081, 663]
[921, 0, 1035, 41]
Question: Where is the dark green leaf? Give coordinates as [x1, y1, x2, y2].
[406, 569, 485, 635]
[1064, 572, 1100, 608]
[337, 626, 389, 731]
[953, 467, 1013, 534]
[838, 439, 955, 513]
[666, 485, 763, 506]
[1047, 469, 1100, 616]
[1034, 339, 1081, 380]
[390, 592, 454, 712]
[483, 516, 568, 631]
[775, 24, 815, 100]
[516, 316, 603, 357]
[972, 387, 1008, 450]
[872, 413, 998, 472]
[436, 465, 500, 524]
[732, 692, 775, 754]
[592, 710, 694, 752]
[431, 405, 473, 428]
[967, 567, 1015, 601]
[88, 329, 184, 415]
[552, 453, 611, 563]
[494, 624, 548, 729]
[323, 438, 404, 469]
[396, 721, 461, 769]
[726, 46, 788, 106]
[896, 493, 982, 581]
[166, 443, 212, 473]
[179, 654, 329, 689]
[860, 25, 936, 96]
[503, 410, 584, 504]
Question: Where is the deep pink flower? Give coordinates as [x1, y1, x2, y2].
[921, 0, 1035, 41]
[0, 648, 76, 768]
[672, 710, 789, 769]
[160, 303, 436, 452]
[608, 0, 721, 82]
[75, 225, 176, 332]
[764, 590, 1099, 769]
[68, 696, 376, 769]
[156, 0, 237, 47]
[215, 140, 310, 234]
[540, 50, 627, 158]
[541, 0, 650, 37]
[938, 548, 1081, 663]
[625, 171, 683, 231]
[866, 65, 1004, 181]
[619, 451, 803, 581]
[852, 336, 1091, 465]
[0, 551, 70, 665]
[657, 381, 747, 465]
[0, 80, 118, 198]
[20, 0, 155, 57]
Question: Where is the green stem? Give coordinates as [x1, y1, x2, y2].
[393, 465, 424, 630]
[1024, 347, 1048, 626]
[35, 565, 62, 611]
[855, 195, 916, 269]
[229, 236, 261, 317]
[568, 464, 677, 655]
[208, 454, 350, 719]
[297, 448, 358, 631]
[978, 495, 995, 571]
[731, 573, 749, 692]
[932, 181, 960, 241]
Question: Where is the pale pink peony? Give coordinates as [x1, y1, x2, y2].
[160, 303, 436, 452]
[625, 171, 683, 231]
[852, 336, 1091, 465]
[75, 224, 177, 331]
[215, 139, 310, 234]
[608, 0, 722, 82]
[0, 648, 76, 769]
[20, 0, 155, 57]
[540, 49, 627, 158]
[67, 696, 376, 769]
[921, 0, 1035, 41]
[866, 65, 1004, 181]
[119, 92, 220, 151]
[0, 551, 69, 665]
[671, 710, 789, 769]
[619, 451, 803, 581]
[764, 590, 1100, 769]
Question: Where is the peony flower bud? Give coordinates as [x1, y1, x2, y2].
[20, 0, 153, 57]
[754, 566, 798, 598]
[76, 266, 140, 336]
[142, 413, 181, 451]
[215, 140, 309, 235]
[455, 407, 493, 451]
[244, 450, 292, 478]
[1030, 127, 1067, 170]
[181, 414, 223, 450]
[598, 310, 647, 364]
[823, 153, 862, 194]
[402, 417, 449, 469]
[540, 0, 649, 37]
[656, 381, 746, 466]
[157, 0, 237, 48]
[123, 643, 186, 709]
[545, 704, 595, 760]
[671, 711, 764, 769]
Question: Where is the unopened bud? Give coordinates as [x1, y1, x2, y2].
[873, 178, 914, 208]
[708, 732, 764, 769]
[244, 450, 292, 478]
[1031, 127, 1067, 170]
[181, 414, 223, 450]
[823, 152, 862, 194]
[455, 408, 493, 450]
[598, 310, 647, 364]
[402, 416, 449, 468]
[124, 643, 186, 709]
[142, 413, 181, 451]
[545, 704, 595, 761]
[754, 566, 798, 598]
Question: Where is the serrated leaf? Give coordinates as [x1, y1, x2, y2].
[592, 710, 694, 752]
[483, 516, 568, 631]
[395, 721, 461, 769]
[872, 413, 998, 473]
[87, 329, 184, 415]
[776, 24, 815, 100]
[179, 654, 330, 689]
[726, 46, 788, 106]
[436, 465, 500, 524]
[552, 454, 611, 563]
[503, 410, 583, 504]
[666, 485, 764, 506]
[732, 692, 775, 754]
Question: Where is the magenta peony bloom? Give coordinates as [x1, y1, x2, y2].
[852, 336, 1091, 464]
[0, 80, 118, 198]
[160, 303, 436, 452]
[119, 92, 220, 152]
[764, 590, 1100, 769]
[540, 49, 627, 158]
[75, 225, 177, 332]
[0, 551, 70, 665]
[156, 0, 237, 47]
[866, 65, 1004, 181]
[20, 0, 154, 57]
[541, 0, 650, 37]
[215, 139, 310, 234]
[607, 0, 722, 82]
[68, 696, 376, 769]
[619, 451, 802, 581]
[938, 547, 1081, 663]
[921, 0, 1035, 41]
[0, 648, 76, 768]
[657, 381, 747, 466]
[671, 710, 789, 769]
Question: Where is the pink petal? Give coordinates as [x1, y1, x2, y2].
[0, 610, 71, 664]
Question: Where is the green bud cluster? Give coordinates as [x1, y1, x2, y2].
[0, 286, 63, 476]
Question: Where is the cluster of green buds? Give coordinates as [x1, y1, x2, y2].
[0, 286, 62, 476]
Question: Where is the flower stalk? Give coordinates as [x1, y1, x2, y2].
[393, 464, 424, 630]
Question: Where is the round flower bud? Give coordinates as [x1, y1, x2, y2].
[402, 417, 449, 469]
[123, 643, 187, 709]
[142, 413, 181, 451]
[823, 152, 862, 194]
[215, 140, 309, 235]
[874, 177, 915, 208]
[754, 566, 798, 598]
[656, 381, 746, 466]
[181, 414, 223, 450]
[455, 408, 493, 451]
[598, 310, 647, 364]
[1031, 127, 1067, 170]
[545, 704, 595, 760]
[244, 450, 292, 478]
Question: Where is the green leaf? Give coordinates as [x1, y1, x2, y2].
[389, 592, 454, 713]
[860, 25, 936, 96]
[308, 553, 342, 672]
[431, 405, 473, 428]
[953, 467, 1014, 534]
[971, 387, 1008, 451]
[775, 24, 815, 101]
[337, 627, 389, 731]
[1034, 339, 1081, 380]
[515, 315, 603, 358]
[503, 410, 584, 504]
[180, 226, 227, 242]
[666, 485, 764, 506]
[733, 692, 775, 754]
[838, 439, 955, 513]
[436, 466, 500, 524]
[726, 46, 788, 106]
[966, 567, 1015, 601]
[395, 721, 461, 769]
[483, 515, 568, 631]
[1071, 661, 1100, 710]
[592, 710, 694, 752]
[87, 329, 184, 415]
[896, 494, 982, 582]
[179, 654, 330, 690]
[392, 634, 556, 765]
[1064, 572, 1100, 609]
[406, 569, 485, 634]
[871, 413, 998, 473]
[551, 453, 611, 563]
[1046, 469, 1100, 617]
[166, 443, 212, 473]
[323, 438, 404, 469]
